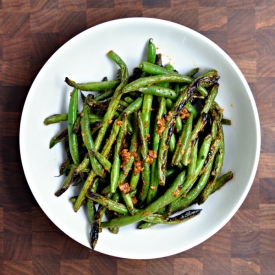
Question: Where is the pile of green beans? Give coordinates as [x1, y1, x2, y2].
[44, 38, 233, 249]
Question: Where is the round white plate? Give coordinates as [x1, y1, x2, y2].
[20, 18, 260, 259]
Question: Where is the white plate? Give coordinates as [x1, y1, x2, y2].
[20, 18, 260, 259]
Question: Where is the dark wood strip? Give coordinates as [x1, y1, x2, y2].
[86, 0, 115, 8]
[256, 5, 275, 30]
[30, 9, 58, 33]
[2, 12, 30, 38]
[231, 210, 259, 232]
[33, 255, 60, 275]
[227, 9, 255, 34]
[30, 0, 58, 9]
[260, 178, 275, 204]
[227, 0, 255, 9]
[3, 261, 33, 275]
[89, 252, 117, 275]
[60, 259, 90, 275]
[198, 7, 227, 31]
[4, 210, 32, 234]
[198, 0, 226, 6]
[143, 0, 171, 8]
[59, 0, 86, 10]
[231, 231, 260, 258]
[2, 0, 30, 10]
[32, 207, 60, 232]
[32, 231, 65, 256]
[171, 0, 198, 9]
[4, 233, 32, 261]
[2, 61, 30, 86]
[231, 258, 260, 275]
[228, 32, 256, 59]
[259, 204, 275, 229]
[174, 258, 203, 275]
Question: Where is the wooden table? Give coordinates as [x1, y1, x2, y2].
[1, 0, 275, 274]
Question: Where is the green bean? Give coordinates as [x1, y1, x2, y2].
[69, 196, 80, 204]
[94, 89, 115, 101]
[120, 191, 137, 215]
[110, 114, 128, 193]
[44, 113, 68, 125]
[147, 38, 156, 64]
[89, 149, 112, 173]
[169, 150, 215, 214]
[142, 94, 153, 138]
[211, 120, 218, 141]
[186, 139, 198, 182]
[142, 209, 202, 224]
[147, 97, 166, 205]
[101, 170, 186, 228]
[182, 113, 208, 166]
[55, 164, 77, 196]
[86, 199, 96, 224]
[100, 119, 120, 156]
[68, 88, 79, 165]
[187, 68, 199, 77]
[165, 98, 173, 110]
[201, 84, 219, 114]
[119, 99, 129, 108]
[221, 118, 232, 125]
[129, 150, 141, 191]
[165, 168, 177, 178]
[184, 102, 198, 118]
[72, 116, 81, 134]
[90, 204, 104, 249]
[122, 74, 193, 94]
[211, 171, 234, 194]
[75, 154, 90, 174]
[138, 222, 155, 229]
[44, 113, 101, 127]
[169, 132, 177, 154]
[86, 96, 111, 109]
[137, 111, 151, 203]
[139, 61, 174, 76]
[199, 136, 222, 176]
[198, 167, 227, 205]
[81, 103, 105, 178]
[195, 134, 212, 175]
[89, 113, 103, 121]
[121, 97, 143, 117]
[171, 112, 194, 166]
[86, 179, 99, 224]
[123, 96, 134, 104]
[135, 85, 178, 99]
[197, 86, 208, 97]
[165, 99, 182, 133]
[117, 113, 138, 187]
[211, 124, 224, 181]
[87, 192, 129, 215]
[90, 121, 102, 136]
[65, 77, 120, 92]
[49, 128, 68, 149]
[59, 154, 72, 175]
[105, 192, 120, 234]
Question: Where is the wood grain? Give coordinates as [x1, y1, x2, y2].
[1, 1, 275, 274]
